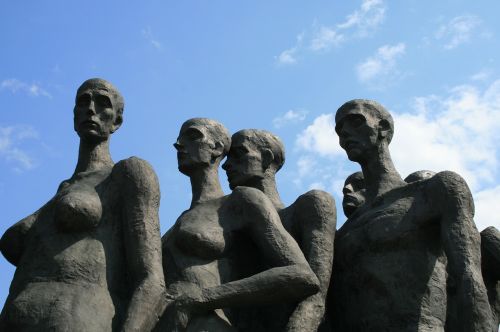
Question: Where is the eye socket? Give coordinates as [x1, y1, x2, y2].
[349, 114, 365, 128]
[95, 95, 112, 108]
[76, 94, 91, 107]
[184, 128, 203, 140]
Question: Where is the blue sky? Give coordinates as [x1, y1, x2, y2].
[1, 0, 499, 305]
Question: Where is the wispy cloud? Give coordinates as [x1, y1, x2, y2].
[273, 109, 308, 128]
[142, 27, 163, 50]
[0, 125, 39, 172]
[0, 79, 52, 98]
[435, 15, 483, 50]
[276, 0, 386, 64]
[356, 43, 406, 87]
[293, 79, 500, 230]
[276, 33, 304, 65]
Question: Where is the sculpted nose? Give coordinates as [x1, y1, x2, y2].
[173, 142, 182, 151]
[86, 100, 96, 116]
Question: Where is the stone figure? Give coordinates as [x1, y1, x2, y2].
[222, 129, 336, 331]
[0, 78, 166, 331]
[404, 170, 436, 183]
[481, 226, 500, 330]
[157, 118, 319, 331]
[331, 99, 493, 331]
[341, 171, 365, 218]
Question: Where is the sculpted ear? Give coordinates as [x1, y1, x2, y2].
[262, 148, 274, 171]
[378, 119, 392, 141]
[111, 113, 123, 133]
[211, 141, 225, 161]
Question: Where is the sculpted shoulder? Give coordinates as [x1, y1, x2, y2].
[294, 189, 336, 210]
[230, 186, 272, 206]
[112, 156, 160, 197]
[425, 171, 473, 201]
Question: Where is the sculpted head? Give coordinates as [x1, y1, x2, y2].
[335, 99, 394, 163]
[174, 118, 230, 175]
[342, 171, 366, 218]
[74, 78, 124, 143]
[404, 170, 436, 183]
[222, 129, 285, 190]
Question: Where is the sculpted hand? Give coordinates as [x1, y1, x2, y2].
[172, 288, 206, 331]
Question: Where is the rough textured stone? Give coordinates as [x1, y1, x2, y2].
[222, 129, 336, 331]
[331, 99, 494, 331]
[156, 119, 319, 331]
[0, 78, 166, 332]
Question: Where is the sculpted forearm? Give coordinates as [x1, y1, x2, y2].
[430, 172, 494, 331]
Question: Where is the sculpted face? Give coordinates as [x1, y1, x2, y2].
[335, 105, 380, 163]
[74, 80, 122, 142]
[342, 171, 366, 218]
[174, 121, 219, 175]
[222, 133, 265, 190]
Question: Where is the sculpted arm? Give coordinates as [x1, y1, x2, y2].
[428, 171, 494, 332]
[0, 208, 41, 266]
[116, 157, 166, 332]
[179, 187, 319, 313]
[286, 190, 336, 332]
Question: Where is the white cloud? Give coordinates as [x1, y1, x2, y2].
[294, 79, 500, 230]
[337, 0, 386, 36]
[0, 79, 52, 98]
[276, 33, 304, 65]
[295, 114, 343, 158]
[142, 27, 163, 50]
[273, 109, 308, 128]
[435, 15, 482, 50]
[356, 43, 406, 86]
[277, 0, 386, 63]
[470, 69, 492, 82]
[310, 27, 345, 52]
[0, 125, 39, 171]
[474, 185, 500, 231]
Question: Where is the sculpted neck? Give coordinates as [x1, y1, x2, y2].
[251, 176, 285, 211]
[74, 139, 114, 174]
[190, 165, 224, 207]
[360, 143, 405, 202]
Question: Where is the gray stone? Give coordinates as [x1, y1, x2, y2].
[331, 99, 494, 331]
[0, 78, 166, 332]
[404, 170, 436, 183]
[222, 129, 336, 331]
[156, 119, 319, 331]
[481, 226, 500, 330]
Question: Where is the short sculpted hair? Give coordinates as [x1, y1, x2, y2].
[336, 99, 394, 144]
[76, 78, 125, 116]
[182, 118, 231, 157]
[233, 129, 285, 171]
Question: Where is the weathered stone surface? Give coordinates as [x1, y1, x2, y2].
[156, 119, 319, 331]
[0, 78, 166, 332]
[331, 99, 494, 331]
[222, 129, 336, 331]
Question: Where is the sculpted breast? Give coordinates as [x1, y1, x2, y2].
[175, 211, 227, 260]
[53, 182, 102, 233]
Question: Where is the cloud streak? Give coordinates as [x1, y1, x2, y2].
[276, 0, 386, 64]
[356, 43, 406, 87]
[0, 125, 39, 172]
[273, 109, 308, 128]
[142, 27, 163, 50]
[0, 79, 52, 98]
[435, 15, 483, 50]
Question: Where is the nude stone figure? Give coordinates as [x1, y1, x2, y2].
[331, 99, 493, 331]
[222, 129, 336, 332]
[157, 119, 319, 331]
[481, 226, 500, 330]
[0, 78, 166, 331]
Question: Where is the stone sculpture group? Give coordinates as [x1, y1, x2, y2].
[0, 78, 498, 332]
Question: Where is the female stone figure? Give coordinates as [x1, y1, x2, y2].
[0, 78, 166, 331]
[158, 118, 319, 332]
[331, 99, 493, 331]
[222, 129, 336, 331]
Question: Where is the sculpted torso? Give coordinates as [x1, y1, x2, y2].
[3, 167, 127, 331]
[333, 179, 447, 331]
